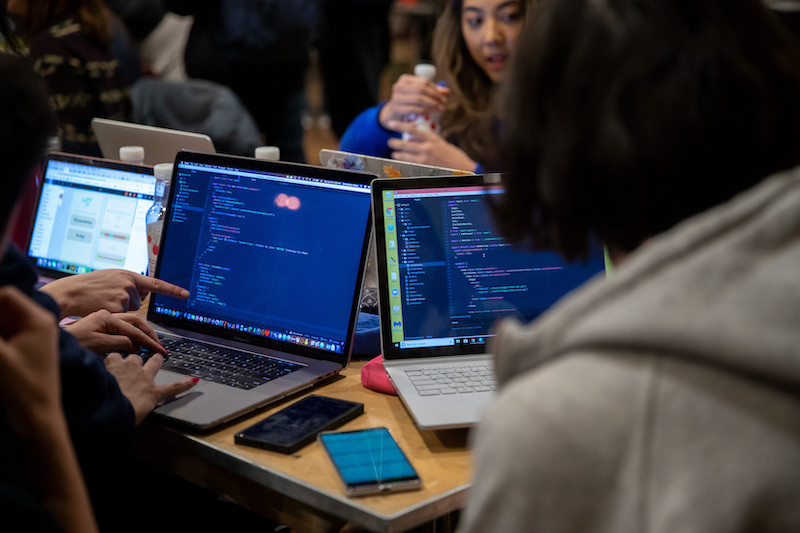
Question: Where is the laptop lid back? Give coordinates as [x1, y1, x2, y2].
[92, 117, 215, 166]
[373, 174, 606, 362]
[319, 148, 474, 178]
[148, 151, 374, 367]
[27, 152, 153, 279]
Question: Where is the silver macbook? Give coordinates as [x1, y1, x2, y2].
[372, 174, 607, 430]
[26, 152, 153, 285]
[148, 151, 375, 429]
[92, 117, 215, 166]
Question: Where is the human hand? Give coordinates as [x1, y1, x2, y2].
[0, 286, 60, 437]
[378, 74, 449, 130]
[40, 269, 190, 318]
[386, 121, 477, 171]
[104, 352, 198, 424]
[64, 309, 166, 356]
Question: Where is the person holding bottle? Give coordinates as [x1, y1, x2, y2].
[338, 0, 533, 173]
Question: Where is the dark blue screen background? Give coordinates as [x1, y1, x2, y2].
[153, 164, 371, 344]
[394, 193, 605, 341]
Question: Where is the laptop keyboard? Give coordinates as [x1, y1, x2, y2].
[404, 362, 496, 396]
[152, 335, 303, 390]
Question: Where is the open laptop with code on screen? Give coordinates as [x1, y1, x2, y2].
[26, 152, 154, 285]
[146, 151, 375, 429]
[372, 174, 606, 430]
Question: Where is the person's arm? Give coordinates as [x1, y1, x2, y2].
[385, 122, 477, 172]
[339, 74, 450, 159]
[338, 103, 398, 159]
[459, 357, 640, 533]
[40, 269, 190, 318]
[0, 286, 98, 533]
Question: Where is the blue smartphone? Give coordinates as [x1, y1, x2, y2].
[319, 427, 422, 496]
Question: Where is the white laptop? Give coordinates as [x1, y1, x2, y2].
[371, 174, 607, 430]
[92, 117, 215, 166]
[26, 152, 153, 285]
[146, 150, 375, 429]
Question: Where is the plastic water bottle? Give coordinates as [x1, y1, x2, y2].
[145, 163, 172, 277]
[254, 145, 280, 161]
[119, 145, 145, 165]
[402, 63, 441, 141]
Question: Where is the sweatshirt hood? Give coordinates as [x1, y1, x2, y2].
[492, 166, 800, 389]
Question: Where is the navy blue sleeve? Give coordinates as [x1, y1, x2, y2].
[1, 248, 135, 456]
[56, 328, 136, 453]
[338, 102, 399, 159]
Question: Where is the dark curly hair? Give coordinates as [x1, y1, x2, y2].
[496, 0, 800, 260]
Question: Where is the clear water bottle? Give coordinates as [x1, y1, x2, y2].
[402, 63, 441, 141]
[145, 163, 172, 277]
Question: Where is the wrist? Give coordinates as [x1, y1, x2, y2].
[39, 283, 75, 318]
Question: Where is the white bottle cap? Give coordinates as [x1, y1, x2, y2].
[254, 146, 280, 161]
[119, 145, 145, 163]
[153, 163, 173, 181]
[414, 63, 437, 82]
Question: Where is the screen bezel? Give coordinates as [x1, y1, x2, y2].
[147, 150, 376, 366]
[372, 174, 508, 360]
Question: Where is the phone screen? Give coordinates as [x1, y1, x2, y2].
[235, 395, 363, 453]
[319, 427, 421, 495]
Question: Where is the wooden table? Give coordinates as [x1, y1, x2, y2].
[132, 359, 472, 533]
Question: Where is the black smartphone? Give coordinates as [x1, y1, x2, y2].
[319, 427, 422, 496]
[234, 395, 363, 454]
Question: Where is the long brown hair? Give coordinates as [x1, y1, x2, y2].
[432, 0, 533, 166]
[18, 0, 112, 44]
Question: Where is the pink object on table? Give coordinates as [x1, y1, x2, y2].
[360, 355, 397, 395]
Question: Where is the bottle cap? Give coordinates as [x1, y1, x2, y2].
[413, 63, 437, 82]
[119, 145, 145, 163]
[254, 146, 280, 161]
[153, 163, 173, 181]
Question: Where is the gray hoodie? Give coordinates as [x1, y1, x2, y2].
[459, 167, 800, 533]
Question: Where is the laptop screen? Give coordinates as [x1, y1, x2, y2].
[150, 154, 373, 361]
[27, 152, 153, 277]
[375, 176, 606, 358]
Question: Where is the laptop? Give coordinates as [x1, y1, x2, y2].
[319, 149, 473, 178]
[147, 151, 375, 429]
[321, 148, 473, 312]
[26, 152, 153, 285]
[372, 174, 607, 430]
[92, 117, 216, 166]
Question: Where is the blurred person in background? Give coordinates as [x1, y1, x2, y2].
[7, 0, 134, 156]
[339, 0, 535, 173]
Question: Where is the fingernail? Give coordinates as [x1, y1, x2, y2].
[181, 289, 190, 298]
[192, 377, 200, 383]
